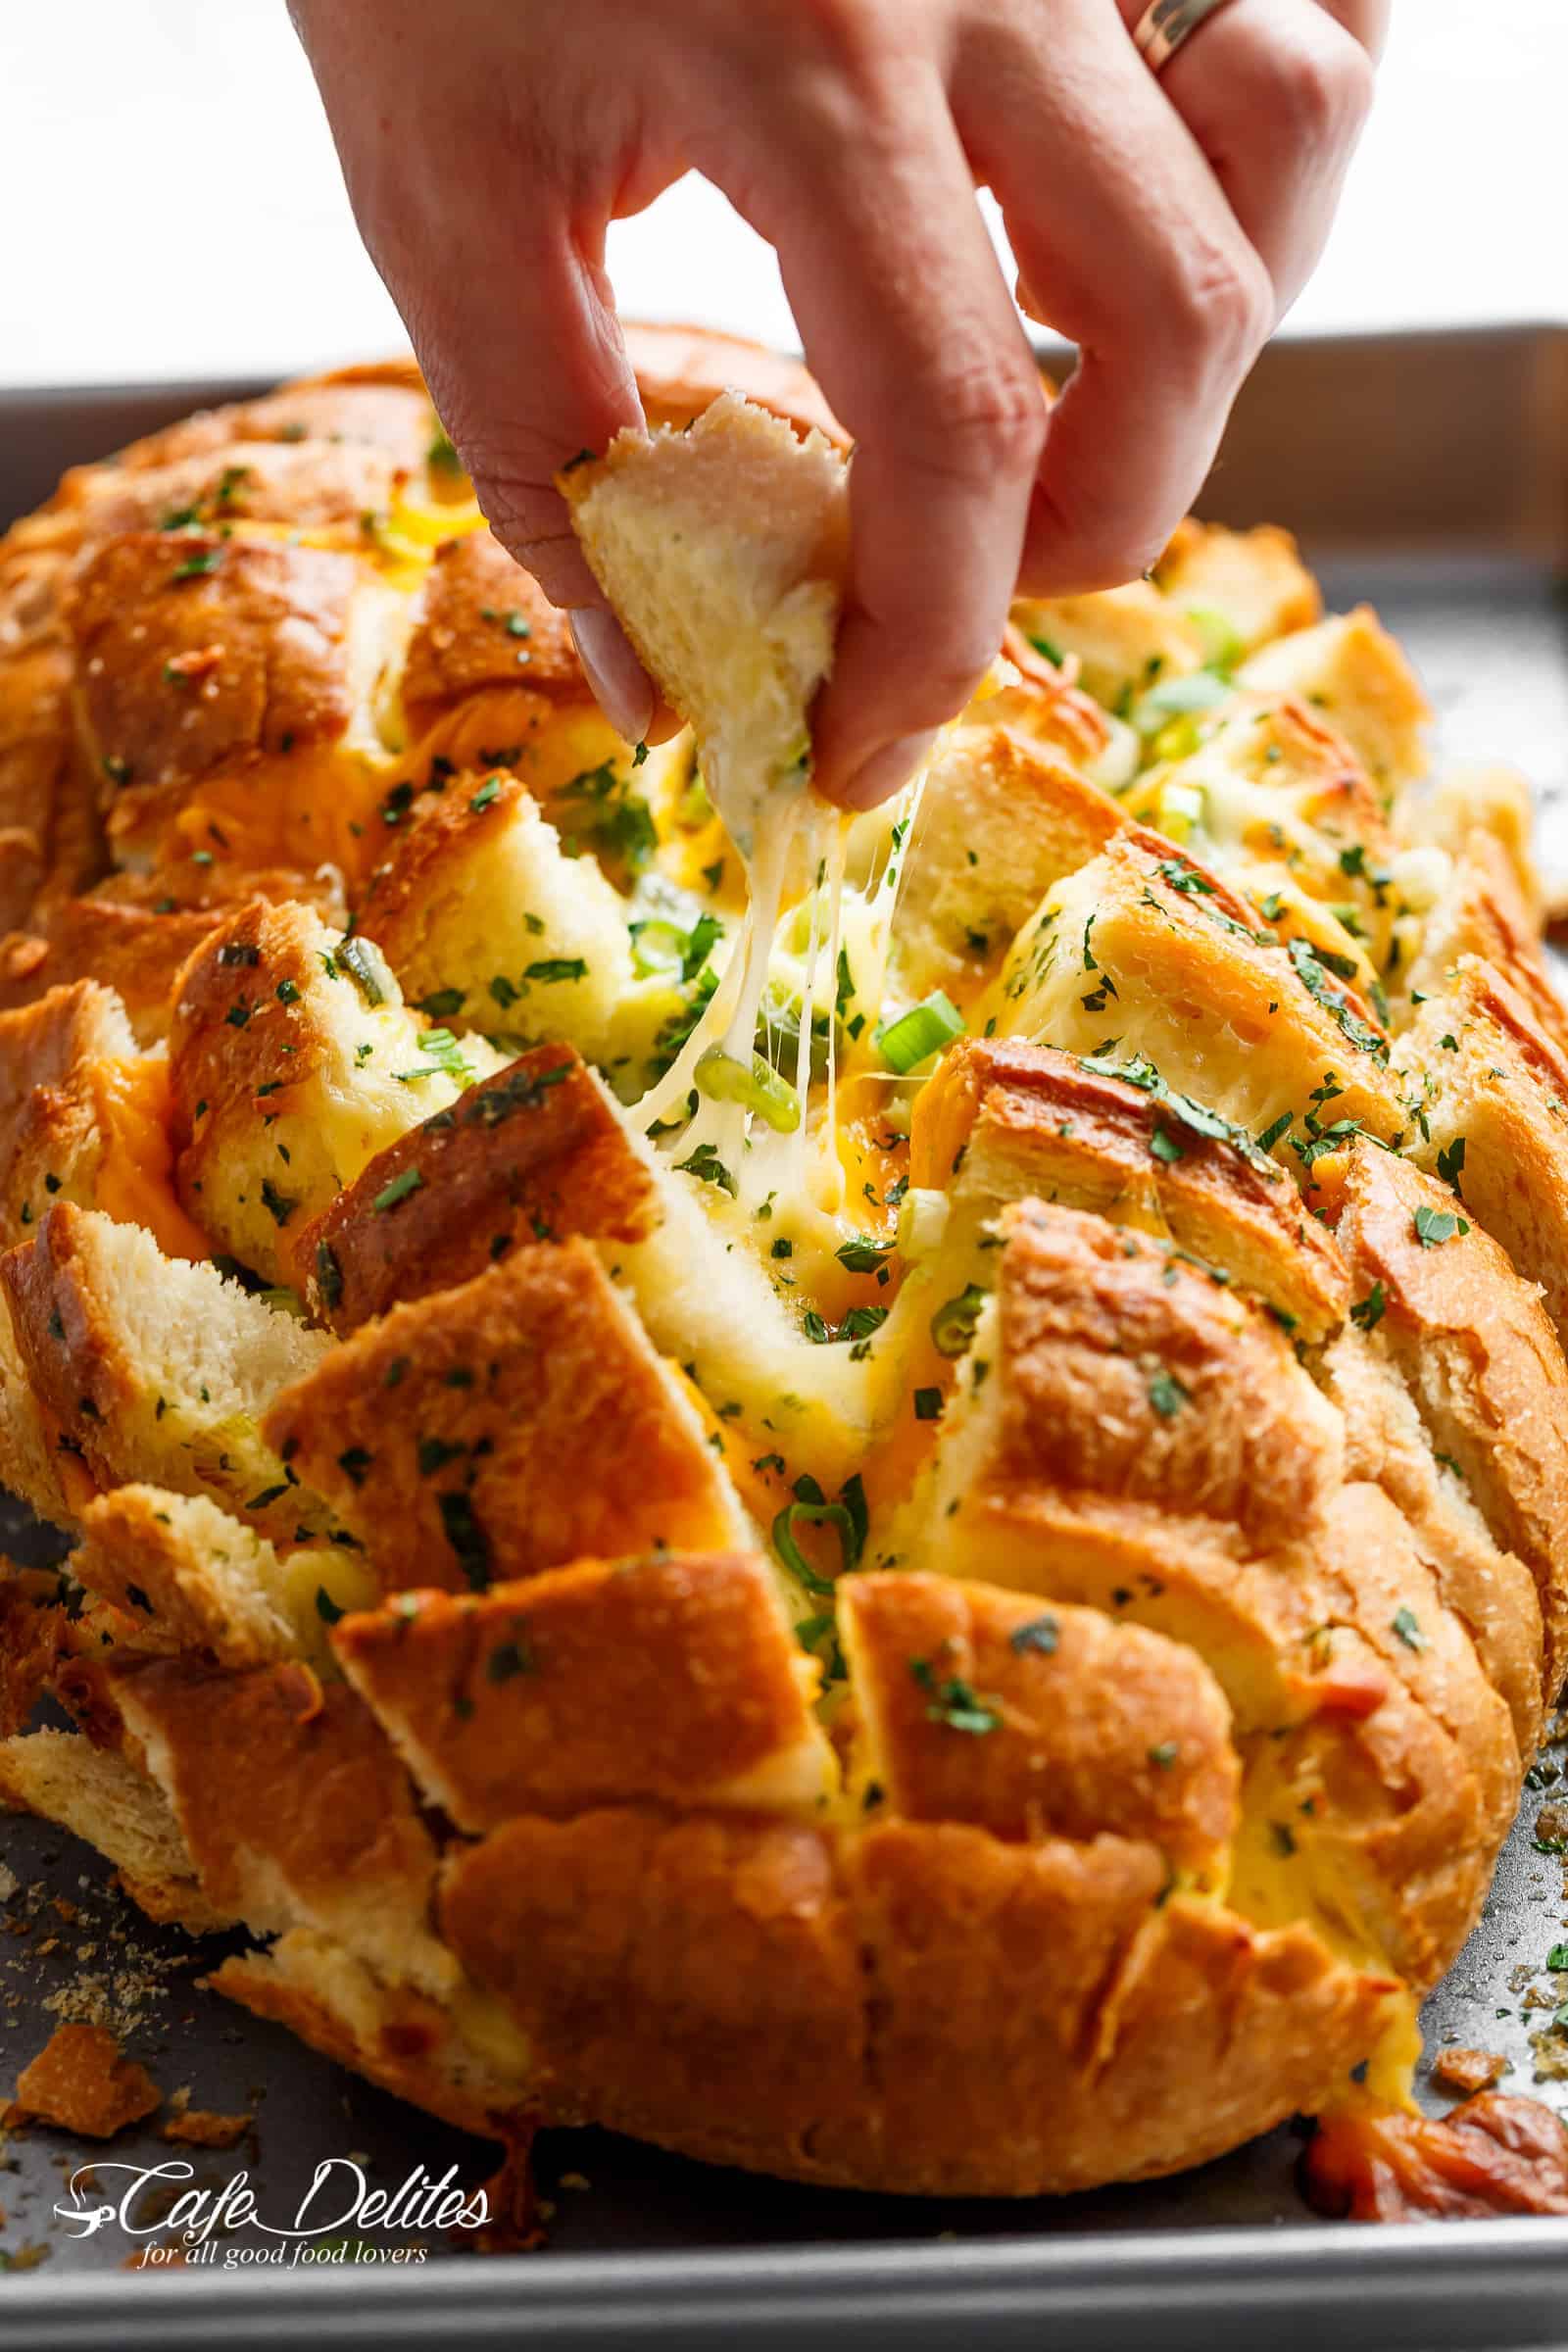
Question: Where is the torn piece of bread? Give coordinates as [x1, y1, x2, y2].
[1, 1202, 338, 1544]
[561, 392, 848, 846]
[74, 1485, 376, 1669]
[0, 1726, 229, 1932]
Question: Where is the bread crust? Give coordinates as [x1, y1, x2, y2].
[263, 1238, 751, 1595]
[440, 1805, 1396, 2195]
[333, 1551, 832, 1833]
[293, 1044, 658, 1333]
[110, 1654, 453, 1993]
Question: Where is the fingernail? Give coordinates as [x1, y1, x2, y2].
[838, 731, 939, 811]
[568, 607, 655, 745]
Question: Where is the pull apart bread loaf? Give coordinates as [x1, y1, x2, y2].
[2, 326, 1566, 2198]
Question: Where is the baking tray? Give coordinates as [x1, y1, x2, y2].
[1, 325, 1567, 2349]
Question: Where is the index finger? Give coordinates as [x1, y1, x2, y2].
[694, 64, 1049, 808]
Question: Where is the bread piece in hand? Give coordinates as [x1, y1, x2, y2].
[561, 392, 848, 845]
[1, 1201, 338, 1544]
[264, 1237, 753, 1595]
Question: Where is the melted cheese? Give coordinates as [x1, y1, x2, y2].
[91, 1057, 211, 1261]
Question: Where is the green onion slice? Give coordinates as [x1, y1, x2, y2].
[875, 991, 965, 1074]
[930, 1282, 989, 1359]
[694, 1047, 802, 1134]
[772, 1499, 857, 1594]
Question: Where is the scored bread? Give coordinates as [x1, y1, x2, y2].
[0, 342, 1563, 2205]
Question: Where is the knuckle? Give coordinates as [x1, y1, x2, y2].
[1270, 31, 1376, 148]
[1154, 239, 1274, 380]
[912, 354, 1049, 478]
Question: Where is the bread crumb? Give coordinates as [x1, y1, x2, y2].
[160, 2106, 252, 2149]
[8, 2024, 160, 2138]
[1432, 2047, 1510, 2096]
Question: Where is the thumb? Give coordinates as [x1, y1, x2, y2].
[410, 226, 662, 741]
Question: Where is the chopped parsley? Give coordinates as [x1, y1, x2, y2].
[1008, 1614, 1059, 1656]
[372, 1167, 424, 1214]
[1391, 1605, 1427, 1652]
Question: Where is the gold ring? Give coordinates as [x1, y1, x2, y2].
[1131, 0, 1241, 73]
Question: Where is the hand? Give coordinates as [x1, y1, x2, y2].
[290, 0, 1387, 807]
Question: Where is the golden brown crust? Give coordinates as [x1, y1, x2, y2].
[912, 1036, 1351, 1340]
[0, 553, 103, 934]
[294, 1044, 657, 1333]
[73, 1486, 296, 1669]
[400, 530, 589, 737]
[440, 1805, 1396, 2195]
[992, 829, 1403, 1160]
[0, 864, 347, 1046]
[333, 1551, 828, 1833]
[620, 320, 850, 447]
[109, 1655, 452, 1991]
[992, 1200, 1340, 1546]
[69, 532, 384, 879]
[0, 1567, 68, 1737]
[0, 981, 137, 1247]
[263, 1238, 748, 1595]
[1327, 1137, 1568, 1696]
[839, 1574, 1237, 1874]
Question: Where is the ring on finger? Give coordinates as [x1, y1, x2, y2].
[1130, 0, 1242, 74]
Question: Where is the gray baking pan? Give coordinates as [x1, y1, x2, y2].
[1, 326, 1567, 2349]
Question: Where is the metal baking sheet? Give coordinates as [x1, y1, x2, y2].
[1, 328, 1567, 2348]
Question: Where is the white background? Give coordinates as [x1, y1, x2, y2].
[1, 0, 1564, 389]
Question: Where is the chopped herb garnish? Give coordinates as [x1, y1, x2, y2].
[372, 1167, 424, 1214]
[1009, 1614, 1059, 1656]
[1413, 1203, 1467, 1249]
[1392, 1605, 1426, 1652]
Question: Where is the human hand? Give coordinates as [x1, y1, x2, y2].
[290, 0, 1387, 807]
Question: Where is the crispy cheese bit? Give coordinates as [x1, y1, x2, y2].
[10, 2024, 161, 2139]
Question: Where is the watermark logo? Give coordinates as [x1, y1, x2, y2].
[54, 2157, 489, 2267]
